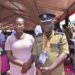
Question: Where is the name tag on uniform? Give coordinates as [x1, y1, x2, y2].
[39, 51, 48, 64]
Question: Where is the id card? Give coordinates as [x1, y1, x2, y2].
[39, 51, 48, 64]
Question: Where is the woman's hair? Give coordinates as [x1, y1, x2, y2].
[14, 17, 25, 24]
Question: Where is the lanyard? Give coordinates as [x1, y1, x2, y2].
[42, 33, 50, 51]
[42, 33, 46, 50]
[42, 31, 54, 51]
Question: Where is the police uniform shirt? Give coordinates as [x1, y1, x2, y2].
[32, 31, 69, 75]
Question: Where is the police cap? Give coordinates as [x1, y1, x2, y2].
[39, 13, 55, 22]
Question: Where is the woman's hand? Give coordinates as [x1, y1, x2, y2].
[21, 55, 34, 74]
[21, 62, 31, 74]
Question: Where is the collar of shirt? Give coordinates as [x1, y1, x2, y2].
[49, 30, 54, 39]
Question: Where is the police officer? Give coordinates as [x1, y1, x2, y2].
[32, 13, 69, 75]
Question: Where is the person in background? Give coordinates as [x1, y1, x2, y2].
[11, 30, 16, 35]
[5, 17, 35, 75]
[0, 30, 10, 75]
[63, 23, 75, 75]
[0, 30, 5, 75]
[34, 25, 43, 75]
[34, 25, 42, 36]
[66, 24, 75, 75]
[32, 13, 69, 75]
[0, 30, 5, 47]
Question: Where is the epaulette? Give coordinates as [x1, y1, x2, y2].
[54, 32, 64, 35]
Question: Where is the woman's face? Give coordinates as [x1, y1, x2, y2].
[14, 20, 25, 33]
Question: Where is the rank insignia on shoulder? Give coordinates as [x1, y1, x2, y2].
[55, 32, 64, 35]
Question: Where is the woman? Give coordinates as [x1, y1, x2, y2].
[5, 17, 35, 75]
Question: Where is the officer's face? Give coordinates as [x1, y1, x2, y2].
[41, 21, 54, 35]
